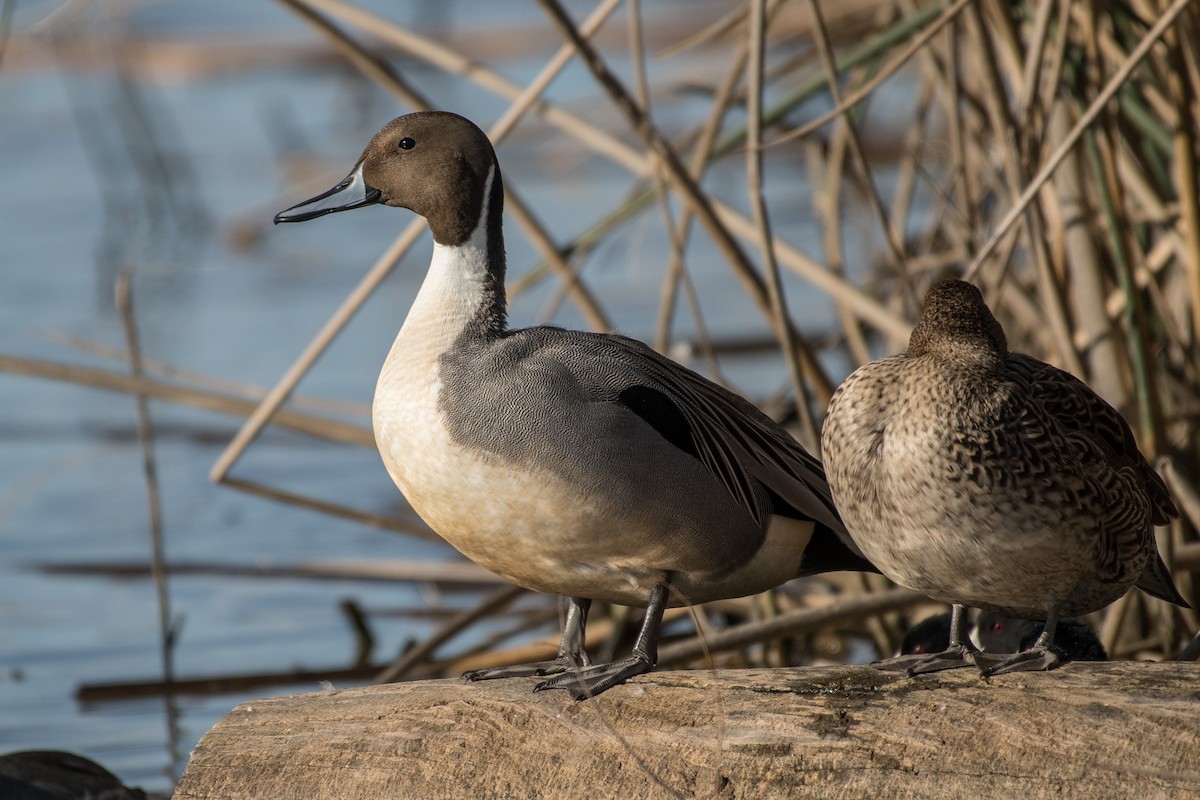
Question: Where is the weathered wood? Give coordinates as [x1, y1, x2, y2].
[174, 662, 1200, 799]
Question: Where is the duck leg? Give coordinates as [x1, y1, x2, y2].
[975, 605, 1064, 675]
[462, 596, 591, 682]
[535, 583, 669, 700]
[875, 603, 979, 675]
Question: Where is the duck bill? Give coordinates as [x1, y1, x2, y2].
[274, 163, 382, 224]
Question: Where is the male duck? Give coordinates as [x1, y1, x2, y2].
[276, 111, 874, 699]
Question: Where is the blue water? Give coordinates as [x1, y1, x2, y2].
[0, 2, 897, 794]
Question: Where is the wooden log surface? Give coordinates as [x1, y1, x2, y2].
[174, 662, 1200, 800]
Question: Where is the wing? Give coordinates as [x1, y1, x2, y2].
[1005, 353, 1184, 600]
[1006, 353, 1177, 525]
[517, 327, 848, 538]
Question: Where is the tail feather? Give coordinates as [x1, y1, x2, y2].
[797, 523, 880, 576]
[1136, 552, 1190, 608]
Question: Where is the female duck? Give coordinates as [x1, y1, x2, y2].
[822, 279, 1186, 675]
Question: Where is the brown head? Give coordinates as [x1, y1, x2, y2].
[907, 279, 1007, 361]
[274, 111, 500, 247]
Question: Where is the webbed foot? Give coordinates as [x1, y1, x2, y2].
[463, 595, 592, 684]
[878, 604, 978, 676]
[536, 582, 669, 701]
[533, 654, 654, 700]
[462, 657, 575, 682]
[976, 605, 1064, 675]
[875, 641, 978, 675]
[975, 644, 1063, 676]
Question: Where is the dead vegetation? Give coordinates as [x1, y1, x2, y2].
[6, 0, 1200, 696]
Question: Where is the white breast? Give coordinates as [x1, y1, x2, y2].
[371, 220, 660, 602]
[373, 360, 664, 602]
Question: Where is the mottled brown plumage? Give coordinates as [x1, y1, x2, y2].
[822, 279, 1186, 675]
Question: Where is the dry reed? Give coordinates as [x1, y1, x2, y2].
[8, 0, 1199, 681]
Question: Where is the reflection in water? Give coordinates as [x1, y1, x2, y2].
[52, 29, 210, 312]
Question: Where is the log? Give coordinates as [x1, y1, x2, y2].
[173, 662, 1200, 799]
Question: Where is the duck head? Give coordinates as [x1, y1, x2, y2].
[274, 111, 498, 247]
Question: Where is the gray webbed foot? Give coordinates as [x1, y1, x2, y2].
[462, 658, 574, 682]
[536, 583, 669, 701]
[975, 644, 1063, 676]
[462, 595, 591, 684]
[877, 603, 977, 676]
[533, 654, 654, 700]
[975, 605, 1064, 676]
[874, 641, 978, 675]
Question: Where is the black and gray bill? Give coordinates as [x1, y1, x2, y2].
[274, 163, 382, 224]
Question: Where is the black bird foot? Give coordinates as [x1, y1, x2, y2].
[975, 645, 1063, 676]
[462, 656, 576, 682]
[533, 654, 654, 700]
[874, 642, 978, 676]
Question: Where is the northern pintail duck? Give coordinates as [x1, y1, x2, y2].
[275, 111, 874, 699]
[821, 279, 1187, 676]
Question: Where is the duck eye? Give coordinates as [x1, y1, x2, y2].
[398, 137, 416, 151]
[991, 622, 1005, 632]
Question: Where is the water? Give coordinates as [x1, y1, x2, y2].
[0, 2, 896, 794]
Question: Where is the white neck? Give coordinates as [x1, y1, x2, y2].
[396, 165, 498, 354]
[373, 166, 498, 494]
